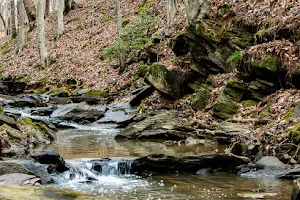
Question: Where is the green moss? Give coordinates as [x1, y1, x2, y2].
[256, 28, 266, 37]
[49, 88, 70, 97]
[195, 23, 205, 35]
[241, 100, 257, 108]
[138, 0, 155, 14]
[281, 104, 296, 120]
[133, 65, 150, 78]
[86, 90, 107, 98]
[23, 117, 47, 136]
[226, 51, 241, 69]
[289, 126, 300, 145]
[223, 78, 246, 102]
[122, 18, 130, 27]
[250, 55, 278, 72]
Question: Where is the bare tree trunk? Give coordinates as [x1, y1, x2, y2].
[17, 0, 25, 53]
[23, 0, 36, 31]
[36, 0, 48, 67]
[10, 0, 17, 38]
[115, 0, 125, 71]
[7, 1, 11, 36]
[166, 0, 177, 28]
[64, 0, 74, 14]
[0, 12, 6, 34]
[57, 0, 64, 39]
[45, 0, 50, 16]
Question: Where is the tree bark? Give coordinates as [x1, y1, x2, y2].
[115, 0, 125, 71]
[10, 0, 17, 38]
[23, 0, 36, 31]
[64, 0, 74, 14]
[57, 0, 64, 39]
[36, 0, 48, 67]
[0, 12, 6, 34]
[166, 0, 177, 28]
[17, 0, 25, 53]
[45, 0, 50, 16]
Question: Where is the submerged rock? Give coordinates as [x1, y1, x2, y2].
[31, 150, 69, 173]
[117, 111, 194, 140]
[131, 153, 249, 175]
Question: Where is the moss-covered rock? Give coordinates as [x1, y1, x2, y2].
[145, 63, 186, 99]
[49, 88, 70, 97]
[289, 126, 300, 145]
[223, 78, 247, 102]
[226, 51, 241, 69]
[247, 79, 276, 101]
[241, 100, 257, 108]
[250, 55, 278, 82]
[85, 89, 107, 98]
[191, 84, 211, 110]
[212, 92, 237, 119]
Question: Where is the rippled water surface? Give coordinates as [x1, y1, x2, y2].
[45, 129, 293, 200]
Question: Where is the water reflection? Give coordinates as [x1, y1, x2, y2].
[47, 129, 223, 159]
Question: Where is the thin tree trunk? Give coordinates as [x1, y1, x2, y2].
[64, 0, 74, 14]
[7, 2, 11, 36]
[10, 0, 17, 38]
[0, 12, 6, 34]
[23, 0, 36, 31]
[116, 0, 125, 71]
[17, 0, 25, 53]
[166, 0, 177, 28]
[36, 0, 48, 67]
[45, 0, 50, 16]
[57, 0, 64, 39]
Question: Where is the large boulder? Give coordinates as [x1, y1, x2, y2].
[31, 150, 69, 173]
[131, 153, 249, 175]
[145, 63, 186, 99]
[117, 111, 194, 140]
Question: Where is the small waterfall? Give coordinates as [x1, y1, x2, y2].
[53, 158, 134, 184]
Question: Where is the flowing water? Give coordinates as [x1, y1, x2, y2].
[3, 102, 294, 199]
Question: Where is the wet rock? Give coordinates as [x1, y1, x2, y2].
[51, 103, 107, 124]
[277, 168, 300, 180]
[31, 107, 56, 116]
[31, 150, 69, 172]
[20, 160, 53, 184]
[292, 179, 300, 200]
[117, 111, 194, 140]
[9, 96, 45, 108]
[131, 153, 249, 175]
[145, 63, 186, 99]
[0, 173, 40, 186]
[0, 81, 9, 94]
[0, 160, 30, 175]
[97, 110, 136, 128]
[256, 156, 285, 170]
[0, 80, 26, 94]
[129, 86, 154, 106]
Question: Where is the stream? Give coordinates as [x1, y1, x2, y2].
[3, 100, 294, 199]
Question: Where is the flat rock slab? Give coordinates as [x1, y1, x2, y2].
[0, 160, 30, 175]
[0, 173, 40, 186]
[117, 111, 194, 140]
[131, 153, 249, 175]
